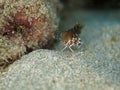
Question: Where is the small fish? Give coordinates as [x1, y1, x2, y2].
[61, 23, 84, 52]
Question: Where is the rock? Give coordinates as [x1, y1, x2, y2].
[0, 0, 62, 69]
[0, 10, 120, 90]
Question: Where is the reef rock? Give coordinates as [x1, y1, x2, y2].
[0, 0, 61, 69]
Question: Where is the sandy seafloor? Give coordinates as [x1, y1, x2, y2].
[0, 9, 120, 90]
